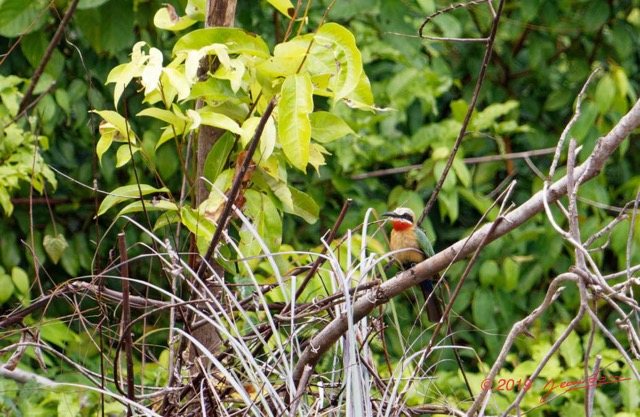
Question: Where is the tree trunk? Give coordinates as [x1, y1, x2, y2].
[196, 0, 238, 204]
[187, 0, 237, 410]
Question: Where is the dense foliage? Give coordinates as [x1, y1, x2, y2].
[1, 0, 639, 415]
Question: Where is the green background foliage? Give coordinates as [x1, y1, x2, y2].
[1, 0, 639, 415]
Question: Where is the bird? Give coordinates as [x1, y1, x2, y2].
[382, 207, 443, 322]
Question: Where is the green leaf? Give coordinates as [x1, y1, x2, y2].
[471, 100, 519, 131]
[162, 67, 191, 101]
[115, 144, 140, 167]
[10, 267, 29, 294]
[240, 115, 276, 160]
[472, 288, 497, 329]
[78, 0, 111, 9]
[173, 28, 270, 58]
[437, 189, 458, 222]
[479, 260, 499, 287]
[43, 233, 69, 265]
[311, 23, 363, 103]
[279, 74, 313, 171]
[75, 0, 135, 55]
[97, 184, 170, 216]
[199, 109, 243, 134]
[343, 72, 377, 110]
[92, 110, 135, 140]
[39, 319, 79, 347]
[242, 190, 282, 255]
[0, 0, 47, 37]
[452, 158, 471, 188]
[309, 111, 355, 143]
[620, 366, 640, 411]
[555, 324, 582, 368]
[0, 184, 13, 216]
[96, 132, 114, 163]
[137, 107, 185, 127]
[154, 4, 197, 31]
[569, 101, 598, 142]
[0, 271, 14, 304]
[595, 74, 616, 114]
[116, 199, 179, 218]
[204, 131, 234, 182]
[180, 206, 215, 243]
[257, 169, 293, 210]
[287, 186, 319, 224]
[502, 257, 519, 292]
[267, 0, 295, 18]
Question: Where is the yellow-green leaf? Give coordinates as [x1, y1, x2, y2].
[154, 4, 197, 31]
[309, 111, 355, 143]
[173, 28, 270, 58]
[199, 109, 243, 134]
[0, 272, 14, 304]
[43, 233, 68, 265]
[267, 0, 294, 18]
[240, 115, 276, 160]
[97, 184, 169, 217]
[312, 23, 363, 103]
[11, 267, 29, 294]
[287, 186, 318, 224]
[308, 143, 329, 173]
[116, 199, 179, 218]
[96, 131, 114, 163]
[279, 74, 313, 171]
[115, 144, 139, 168]
[163, 67, 191, 101]
[92, 110, 135, 140]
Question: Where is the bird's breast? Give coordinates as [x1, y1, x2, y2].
[390, 230, 426, 265]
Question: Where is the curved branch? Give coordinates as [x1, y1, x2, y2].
[292, 97, 640, 384]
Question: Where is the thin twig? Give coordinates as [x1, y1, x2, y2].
[117, 233, 136, 415]
[291, 96, 640, 386]
[418, 0, 506, 227]
[350, 147, 557, 180]
[18, 0, 80, 114]
[196, 98, 277, 280]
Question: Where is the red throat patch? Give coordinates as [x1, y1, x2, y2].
[391, 220, 412, 231]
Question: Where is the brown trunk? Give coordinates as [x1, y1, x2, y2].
[196, 0, 238, 205]
[187, 1, 237, 413]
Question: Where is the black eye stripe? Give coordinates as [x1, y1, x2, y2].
[400, 213, 414, 222]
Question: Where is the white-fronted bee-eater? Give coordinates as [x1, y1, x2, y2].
[382, 207, 443, 322]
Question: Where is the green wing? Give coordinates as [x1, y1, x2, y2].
[416, 227, 435, 257]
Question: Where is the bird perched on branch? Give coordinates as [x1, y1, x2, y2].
[382, 207, 443, 322]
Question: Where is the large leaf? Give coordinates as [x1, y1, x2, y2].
[0, 0, 47, 37]
[97, 184, 169, 216]
[204, 131, 234, 182]
[267, 0, 295, 18]
[154, 4, 197, 31]
[173, 28, 270, 58]
[138, 107, 185, 127]
[10, 267, 29, 294]
[279, 74, 313, 171]
[309, 111, 355, 143]
[43, 233, 68, 265]
[198, 109, 243, 134]
[240, 116, 276, 160]
[116, 199, 179, 218]
[287, 186, 319, 224]
[311, 23, 363, 103]
[93, 110, 136, 140]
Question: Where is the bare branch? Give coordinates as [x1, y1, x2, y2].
[292, 96, 640, 385]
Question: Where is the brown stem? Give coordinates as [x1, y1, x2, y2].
[18, 0, 80, 114]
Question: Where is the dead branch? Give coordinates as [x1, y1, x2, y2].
[292, 96, 640, 386]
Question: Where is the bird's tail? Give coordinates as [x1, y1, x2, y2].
[420, 275, 443, 323]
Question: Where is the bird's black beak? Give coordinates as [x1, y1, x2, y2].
[381, 212, 395, 218]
